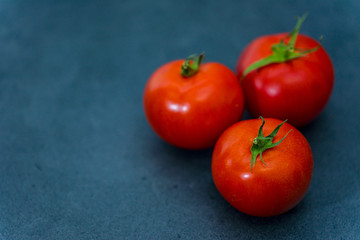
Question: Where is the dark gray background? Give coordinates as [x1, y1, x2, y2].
[0, 0, 359, 239]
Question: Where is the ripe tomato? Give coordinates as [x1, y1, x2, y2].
[144, 54, 244, 150]
[211, 117, 313, 217]
[236, 14, 334, 127]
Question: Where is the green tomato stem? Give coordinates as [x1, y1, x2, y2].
[181, 53, 204, 78]
[241, 13, 320, 80]
[250, 117, 292, 171]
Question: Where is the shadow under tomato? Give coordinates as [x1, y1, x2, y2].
[138, 117, 214, 180]
[206, 180, 315, 238]
[293, 109, 359, 210]
[146, 136, 213, 173]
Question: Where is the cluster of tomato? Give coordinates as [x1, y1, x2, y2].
[143, 15, 334, 217]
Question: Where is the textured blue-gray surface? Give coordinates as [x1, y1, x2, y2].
[0, 0, 359, 239]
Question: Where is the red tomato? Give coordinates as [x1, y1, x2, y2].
[236, 16, 334, 127]
[212, 117, 313, 217]
[144, 54, 244, 149]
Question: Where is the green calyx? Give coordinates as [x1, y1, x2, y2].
[250, 117, 292, 171]
[241, 13, 321, 79]
[181, 53, 204, 78]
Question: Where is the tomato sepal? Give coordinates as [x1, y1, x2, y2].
[241, 13, 321, 79]
[181, 52, 205, 78]
[250, 117, 292, 171]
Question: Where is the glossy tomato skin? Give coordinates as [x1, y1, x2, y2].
[144, 60, 244, 150]
[212, 118, 313, 217]
[236, 33, 334, 127]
